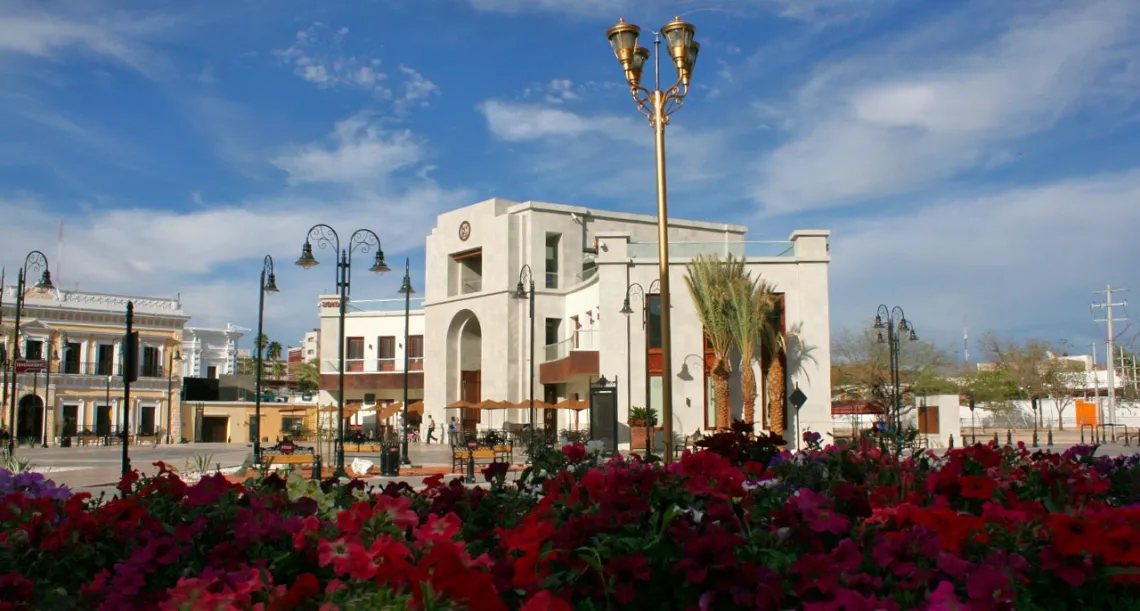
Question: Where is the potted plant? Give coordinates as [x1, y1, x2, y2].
[628, 406, 660, 451]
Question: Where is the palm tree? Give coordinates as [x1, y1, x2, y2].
[271, 360, 287, 380]
[266, 341, 283, 379]
[684, 254, 747, 429]
[764, 320, 816, 436]
[297, 359, 320, 392]
[727, 276, 777, 426]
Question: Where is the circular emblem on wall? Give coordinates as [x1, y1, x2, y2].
[458, 221, 471, 241]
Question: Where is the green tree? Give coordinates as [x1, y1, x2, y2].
[684, 254, 747, 429]
[831, 327, 953, 423]
[297, 359, 320, 392]
[266, 341, 282, 362]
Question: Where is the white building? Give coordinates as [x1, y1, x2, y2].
[316, 297, 426, 423]
[301, 329, 319, 361]
[182, 325, 245, 379]
[419, 198, 833, 449]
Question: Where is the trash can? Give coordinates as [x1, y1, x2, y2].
[380, 442, 401, 477]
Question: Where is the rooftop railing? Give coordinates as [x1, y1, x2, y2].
[345, 297, 425, 313]
[627, 241, 795, 260]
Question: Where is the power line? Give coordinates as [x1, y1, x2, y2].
[1092, 285, 1129, 425]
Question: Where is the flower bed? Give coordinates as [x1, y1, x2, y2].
[2, 427, 1140, 610]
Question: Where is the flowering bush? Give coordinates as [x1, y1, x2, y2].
[1, 440, 1139, 610]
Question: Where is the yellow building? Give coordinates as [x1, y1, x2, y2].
[2, 285, 188, 445]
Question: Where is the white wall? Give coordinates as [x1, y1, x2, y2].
[316, 297, 425, 406]
[183, 327, 243, 378]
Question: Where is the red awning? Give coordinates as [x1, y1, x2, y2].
[831, 400, 886, 416]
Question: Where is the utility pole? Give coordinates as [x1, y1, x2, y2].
[1090, 343, 1100, 423]
[1092, 285, 1128, 426]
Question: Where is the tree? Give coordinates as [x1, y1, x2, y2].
[766, 320, 816, 436]
[684, 254, 747, 429]
[831, 327, 953, 423]
[271, 360, 287, 380]
[727, 275, 777, 426]
[266, 341, 282, 362]
[981, 333, 1056, 428]
[1043, 359, 1083, 430]
[297, 359, 320, 393]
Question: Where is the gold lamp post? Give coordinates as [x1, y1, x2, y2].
[606, 16, 700, 464]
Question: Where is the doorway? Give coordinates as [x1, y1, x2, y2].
[461, 370, 481, 434]
[96, 405, 112, 437]
[200, 416, 229, 442]
[62, 405, 78, 437]
[16, 395, 44, 443]
[139, 406, 156, 436]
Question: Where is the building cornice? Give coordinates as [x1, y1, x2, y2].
[507, 200, 750, 234]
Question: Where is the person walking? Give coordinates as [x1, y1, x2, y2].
[426, 416, 437, 444]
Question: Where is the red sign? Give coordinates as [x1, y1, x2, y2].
[321, 300, 339, 308]
[278, 441, 296, 455]
[466, 439, 478, 451]
[15, 359, 46, 373]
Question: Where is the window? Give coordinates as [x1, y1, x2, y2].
[544, 318, 561, 346]
[647, 295, 662, 349]
[141, 346, 160, 377]
[545, 233, 561, 289]
[63, 343, 80, 374]
[378, 336, 396, 371]
[23, 339, 43, 360]
[346, 337, 364, 372]
[97, 344, 115, 376]
[282, 417, 304, 436]
[703, 331, 717, 430]
[364, 393, 376, 405]
[408, 335, 424, 370]
[207, 366, 218, 379]
[649, 375, 663, 427]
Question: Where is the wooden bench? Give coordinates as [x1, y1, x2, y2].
[345, 443, 383, 453]
[262, 442, 319, 471]
[451, 446, 513, 473]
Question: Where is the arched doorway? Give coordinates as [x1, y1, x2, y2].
[446, 310, 482, 434]
[16, 394, 44, 444]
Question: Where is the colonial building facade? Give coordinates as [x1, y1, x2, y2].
[416, 198, 833, 449]
[1, 286, 189, 444]
[181, 326, 245, 379]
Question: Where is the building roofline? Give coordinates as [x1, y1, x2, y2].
[501, 200, 750, 234]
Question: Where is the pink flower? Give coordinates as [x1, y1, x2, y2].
[416, 512, 461, 544]
[921, 581, 966, 610]
[374, 494, 419, 530]
[966, 566, 1013, 604]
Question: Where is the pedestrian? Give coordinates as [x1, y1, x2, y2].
[427, 416, 436, 444]
[448, 417, 458, 447]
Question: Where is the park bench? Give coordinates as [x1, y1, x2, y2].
[451, 445, 512, 473]
[261, 441, 319, 471]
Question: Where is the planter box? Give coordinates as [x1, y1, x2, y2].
[630, 425, 662, 451]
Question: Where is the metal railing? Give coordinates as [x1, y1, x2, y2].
[346, 297, 424, 313]
[627, 241, 796, 260]
[544, 329, 601, 361]
[462, 279, 482, 294]
[576, 266, 598, 283]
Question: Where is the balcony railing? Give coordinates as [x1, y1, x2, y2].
[544, 329, 600, 362]
[10, 360, 169, 378]
[346, 297, 424, 313]
[329, 359, 425, 374]
[627, 241, 795, 260]
[462, 279, 482, 294]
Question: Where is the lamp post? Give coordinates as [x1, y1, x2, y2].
[514, 265, 536, 429]
[605, 17, 699, 463]
[166, 349, 182, 445]
[6, 250, 52, 455]
[253, 255, 280, 464]
[398, 258, 414, 465]
[872, 305, 917, 434]
[296, 225, 389, 477]
[620, 282, 650, 454]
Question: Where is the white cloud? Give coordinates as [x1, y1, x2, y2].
[397, 65, 439, 109]
[275, 23, 389, 95]
[464, 0, 890, 22]
[271, 113, 424, 186]
[478, 99, 640, 143]
[829, 170, 1140, 343]
[753, 0, 1140, 214]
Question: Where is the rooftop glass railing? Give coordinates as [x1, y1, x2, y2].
[627, 241, 795, 260]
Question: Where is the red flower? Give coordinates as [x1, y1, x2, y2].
[958, 476, 996, 500]
[965, 566, 1013, 604]
[269, 572, 320, 611]
[605, 554, 652, 604]
[562, 444, 586, 462]
[521, 590, 573, 611]
[374, 494, 419, 530]
[415, 512, 462, 544]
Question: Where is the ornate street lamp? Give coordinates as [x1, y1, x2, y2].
[620, 282, 652, 455]
[296, 225, 389, 477]
[514, 265, 536, 429]
[605, 17, 700, 462]
[6, 250, 52, 455]
[398, 258, 414, 465]
[873, 305, 917, 434]
[253, 255, 279, 464]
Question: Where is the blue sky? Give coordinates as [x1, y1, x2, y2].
[1, 0, 1138, 359]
